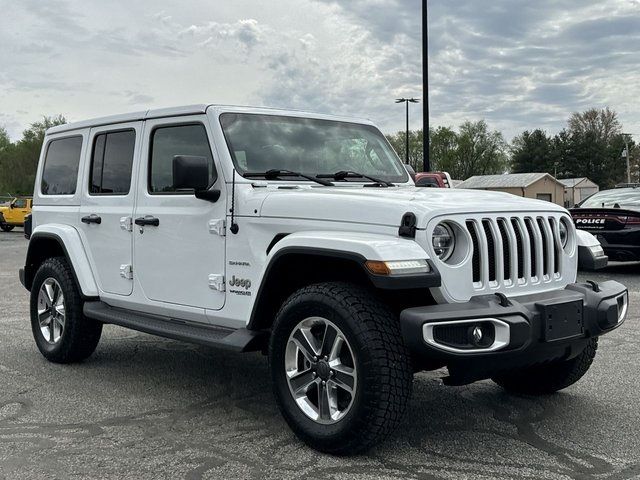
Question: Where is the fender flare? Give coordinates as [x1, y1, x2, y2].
[247, 231, 440, 330]
[24, 224, 99, 297]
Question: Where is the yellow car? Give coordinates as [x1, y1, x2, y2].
[0, 197, 32, 232]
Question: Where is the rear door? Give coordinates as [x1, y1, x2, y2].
[78, 122, 141, 296]
[133, 116, 226, 311]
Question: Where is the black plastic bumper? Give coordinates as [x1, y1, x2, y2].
[578, 245, 608, 270]
[400, 280, 628, 383]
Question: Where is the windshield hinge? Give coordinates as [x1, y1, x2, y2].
[208, 219, 226, 236]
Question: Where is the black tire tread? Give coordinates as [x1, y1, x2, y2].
[31, 257, 102, 363]
[270, 282, 413, 455]
[492, 338, 598, 395]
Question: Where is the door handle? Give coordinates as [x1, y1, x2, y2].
[81, 214, 102, 225]
[134, 216, 160, 227]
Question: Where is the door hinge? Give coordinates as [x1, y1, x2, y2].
[208, 219, 226, 236]
[120, 216, 133, 232]
[208, 274, 225, 292]
[120, 264, 133, 280]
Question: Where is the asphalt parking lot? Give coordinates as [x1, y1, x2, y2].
[1, 230, 639, 480]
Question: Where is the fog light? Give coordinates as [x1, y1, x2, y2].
[471, 326, 483, 345]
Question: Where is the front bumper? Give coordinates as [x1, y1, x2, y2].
[400, 280, 628, 383]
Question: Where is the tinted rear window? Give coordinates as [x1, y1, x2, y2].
[41, 136, 83, 195]
[90, 130, 136, 195]
[580, 189, 640, 209]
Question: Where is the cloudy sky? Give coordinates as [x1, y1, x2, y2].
[1, 0, 639, 141]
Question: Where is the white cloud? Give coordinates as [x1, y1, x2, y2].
[0, 0, 639, 143]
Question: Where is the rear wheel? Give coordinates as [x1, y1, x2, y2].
[30, 257, 102, 363]
[0, 224, 14, 232]
[269, 282, 413, 454]
[492, 338, 598, 394]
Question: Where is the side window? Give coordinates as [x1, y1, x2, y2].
[14, 198, 27, 208]
[149, 124, 216, 193]
[90, 130, 136, 195]
[41, 136, 83, 195]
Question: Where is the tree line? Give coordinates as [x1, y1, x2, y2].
[0, 108, 637, 196]
[386, 107, 638, 189]
[0, 116, 66, 197]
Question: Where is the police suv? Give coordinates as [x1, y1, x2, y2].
[20, 105, 628, 454]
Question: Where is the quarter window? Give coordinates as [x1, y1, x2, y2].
[41, 136, 83, 195]
[149, 124, 216, 193]
[90, 130, 136, 195]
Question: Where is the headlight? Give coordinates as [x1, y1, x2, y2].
[559, 218, 570, 248]
[432, 222, 455, 261]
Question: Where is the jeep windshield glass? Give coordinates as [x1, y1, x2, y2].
[220, 113, 409, 184]
[579, 189, 640, 210]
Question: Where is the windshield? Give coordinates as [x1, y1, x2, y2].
[579, 188, 640, 210]
[219, 113, 409, 183]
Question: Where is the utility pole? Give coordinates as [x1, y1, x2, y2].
[422, 0, 429, 172]
[395, 98, 419, 167]
[623, 133, 632, 184]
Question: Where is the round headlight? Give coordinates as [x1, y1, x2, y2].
[559, 219, 569, 248]
[432, 222, 455, 261]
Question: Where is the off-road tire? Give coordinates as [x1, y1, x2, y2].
[0, 224, 14, 232]
[30, 257, 102, 363]
[269, 282, 413, 455]
[492, 338, 598, 395]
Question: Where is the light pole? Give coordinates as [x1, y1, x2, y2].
[422, 0, 429, 172]
[622, 133, 632, 183]
[395, 98, 419, 167]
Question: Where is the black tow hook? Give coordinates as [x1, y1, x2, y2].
[495, 292, 512, 307]
[586, 280, 601, 292]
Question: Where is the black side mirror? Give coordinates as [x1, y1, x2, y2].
[172, 155, 220, 202]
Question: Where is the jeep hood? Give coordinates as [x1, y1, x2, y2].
[257, 186, 567, 228]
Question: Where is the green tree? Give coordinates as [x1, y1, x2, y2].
[0, 115, 66, 195]
[511, 129, 554, 174]
[386, 129, 423, 171]
[429, 126, 457, 173]
[453, 120, 508, 179]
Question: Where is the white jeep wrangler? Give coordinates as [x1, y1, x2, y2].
[20, 105, 628, 454]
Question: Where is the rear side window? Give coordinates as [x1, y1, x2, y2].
[41, 136, 83, 195]
[149, 124, 216, 193]
[90, 130, 136, 195]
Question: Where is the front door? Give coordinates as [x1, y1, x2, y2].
[133, 116, 226, 311]
[78, 123, 141, 296]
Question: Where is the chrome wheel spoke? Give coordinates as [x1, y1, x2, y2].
[289, 369, 316, 395]
[330, 365, 356, 394]
[38, 309, 52, 327]
[318, 382, 333, 421]
[292, 329, 318, 362]
[320, 324, 338, 358]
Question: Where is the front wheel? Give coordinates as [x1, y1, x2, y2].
[492, 338, 598, 395]
[30, 257, 103, 363]
[0, 224, 14, 232]
[269, 282, 413, 455]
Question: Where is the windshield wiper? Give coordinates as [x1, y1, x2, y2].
[243, 169, 334, 186]
[317, 170, 394, 187]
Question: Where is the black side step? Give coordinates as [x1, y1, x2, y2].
[83, 301, 267, 352]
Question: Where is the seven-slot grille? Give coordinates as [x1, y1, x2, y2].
[465, 216, 564, 288]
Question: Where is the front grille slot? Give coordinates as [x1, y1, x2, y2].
[497, 219, 511, 280]
[536, 217, 550, 276]
[482, 220, 496, 282]
[524, 218, 538, 277]
[467, 220, 481, 283]
[462, 214, 564, 289]
[511, 219, 525, 279]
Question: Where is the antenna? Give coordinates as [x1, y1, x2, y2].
[229, 169, 239, 234]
